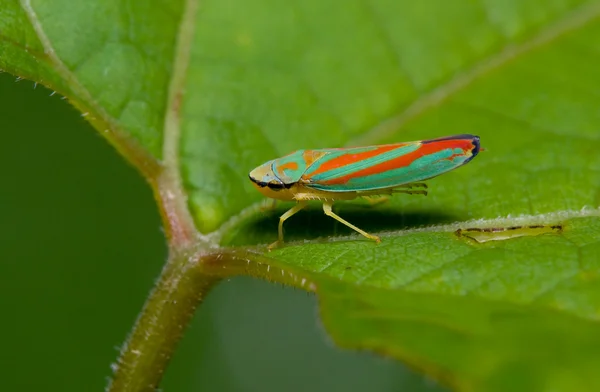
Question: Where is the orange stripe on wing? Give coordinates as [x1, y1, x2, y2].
[305, 143, 407, 178]
[302, 150, 328, 167]
[318, 139, 475, 185]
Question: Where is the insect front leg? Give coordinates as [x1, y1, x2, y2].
[260, 198, 278, 212]
[268, 201, 308, 250]
[322, 202, 381, 243]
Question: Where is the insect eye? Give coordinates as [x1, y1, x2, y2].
[267, 181, 285, 190]
[248, 174, 269, 188]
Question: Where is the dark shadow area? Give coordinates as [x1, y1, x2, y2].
[224, 202, 460, 246]
[0, 74, 166, 391]
[165, 276, 446, 392]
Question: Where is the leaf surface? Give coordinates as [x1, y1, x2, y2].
[3, 0, 600, 390]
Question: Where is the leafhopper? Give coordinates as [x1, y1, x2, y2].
[249, 134, 481, 248]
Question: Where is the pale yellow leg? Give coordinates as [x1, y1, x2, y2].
[361, 195, 390, 206]
[268, 201, 308, 250]
[322, 202, 381, 243]
[260, 198, 278, 212]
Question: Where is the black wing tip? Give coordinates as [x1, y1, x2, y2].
[422, 134, 480, 144]
[464, 135, 481, 164]
[421, 134, 481, 163]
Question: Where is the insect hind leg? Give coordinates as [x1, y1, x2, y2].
[357, 182, 428, 199]
[392, 183, 428, 196]
[395, 182, 428, 189]
[322, 202, 380, 243]
[392, 188, 428, 196]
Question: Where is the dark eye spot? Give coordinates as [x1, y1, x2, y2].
[249, 173, 293, 190]
[267, 181, 285, 191]
[248, 174, 268, 187]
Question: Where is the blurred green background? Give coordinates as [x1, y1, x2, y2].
[0, 73, 442, 391]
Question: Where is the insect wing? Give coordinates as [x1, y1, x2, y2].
[302, 134, 480, 192]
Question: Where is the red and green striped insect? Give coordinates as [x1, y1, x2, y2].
[249, 134, 481, 248]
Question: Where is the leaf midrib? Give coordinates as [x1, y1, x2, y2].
[157, 0, 201, 245]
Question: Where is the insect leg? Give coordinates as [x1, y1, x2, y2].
[357, 183, 428, 200]
[322, 202, 381, 243]
[260, 198, 278, 212]
[392, 188, 428, 196]
[395, 182, 428, 189]
[268, 201, 308, 250]
[360, 195, 390, 207]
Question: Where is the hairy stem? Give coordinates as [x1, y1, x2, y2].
[108, 0, 204, 389]
[107, 247, 218, 392]
[106, 246, 318, 391]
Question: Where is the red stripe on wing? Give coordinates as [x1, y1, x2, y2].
[314, 138, 476, 186]
[305, 143, 408, 178]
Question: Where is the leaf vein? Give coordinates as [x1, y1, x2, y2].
[157, 0, 203, 244]
[348, 1, 600, 147]
[18, 0, 160, 177]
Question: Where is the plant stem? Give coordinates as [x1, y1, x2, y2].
[106, 247, 218, 392]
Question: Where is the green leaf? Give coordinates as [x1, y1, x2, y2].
[183, 0, 600, 232]
[272, 216, 600, 391]
[0, 0, 182, 165]
[318, 275, 600, 392]
[3, 0, 600, 391]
